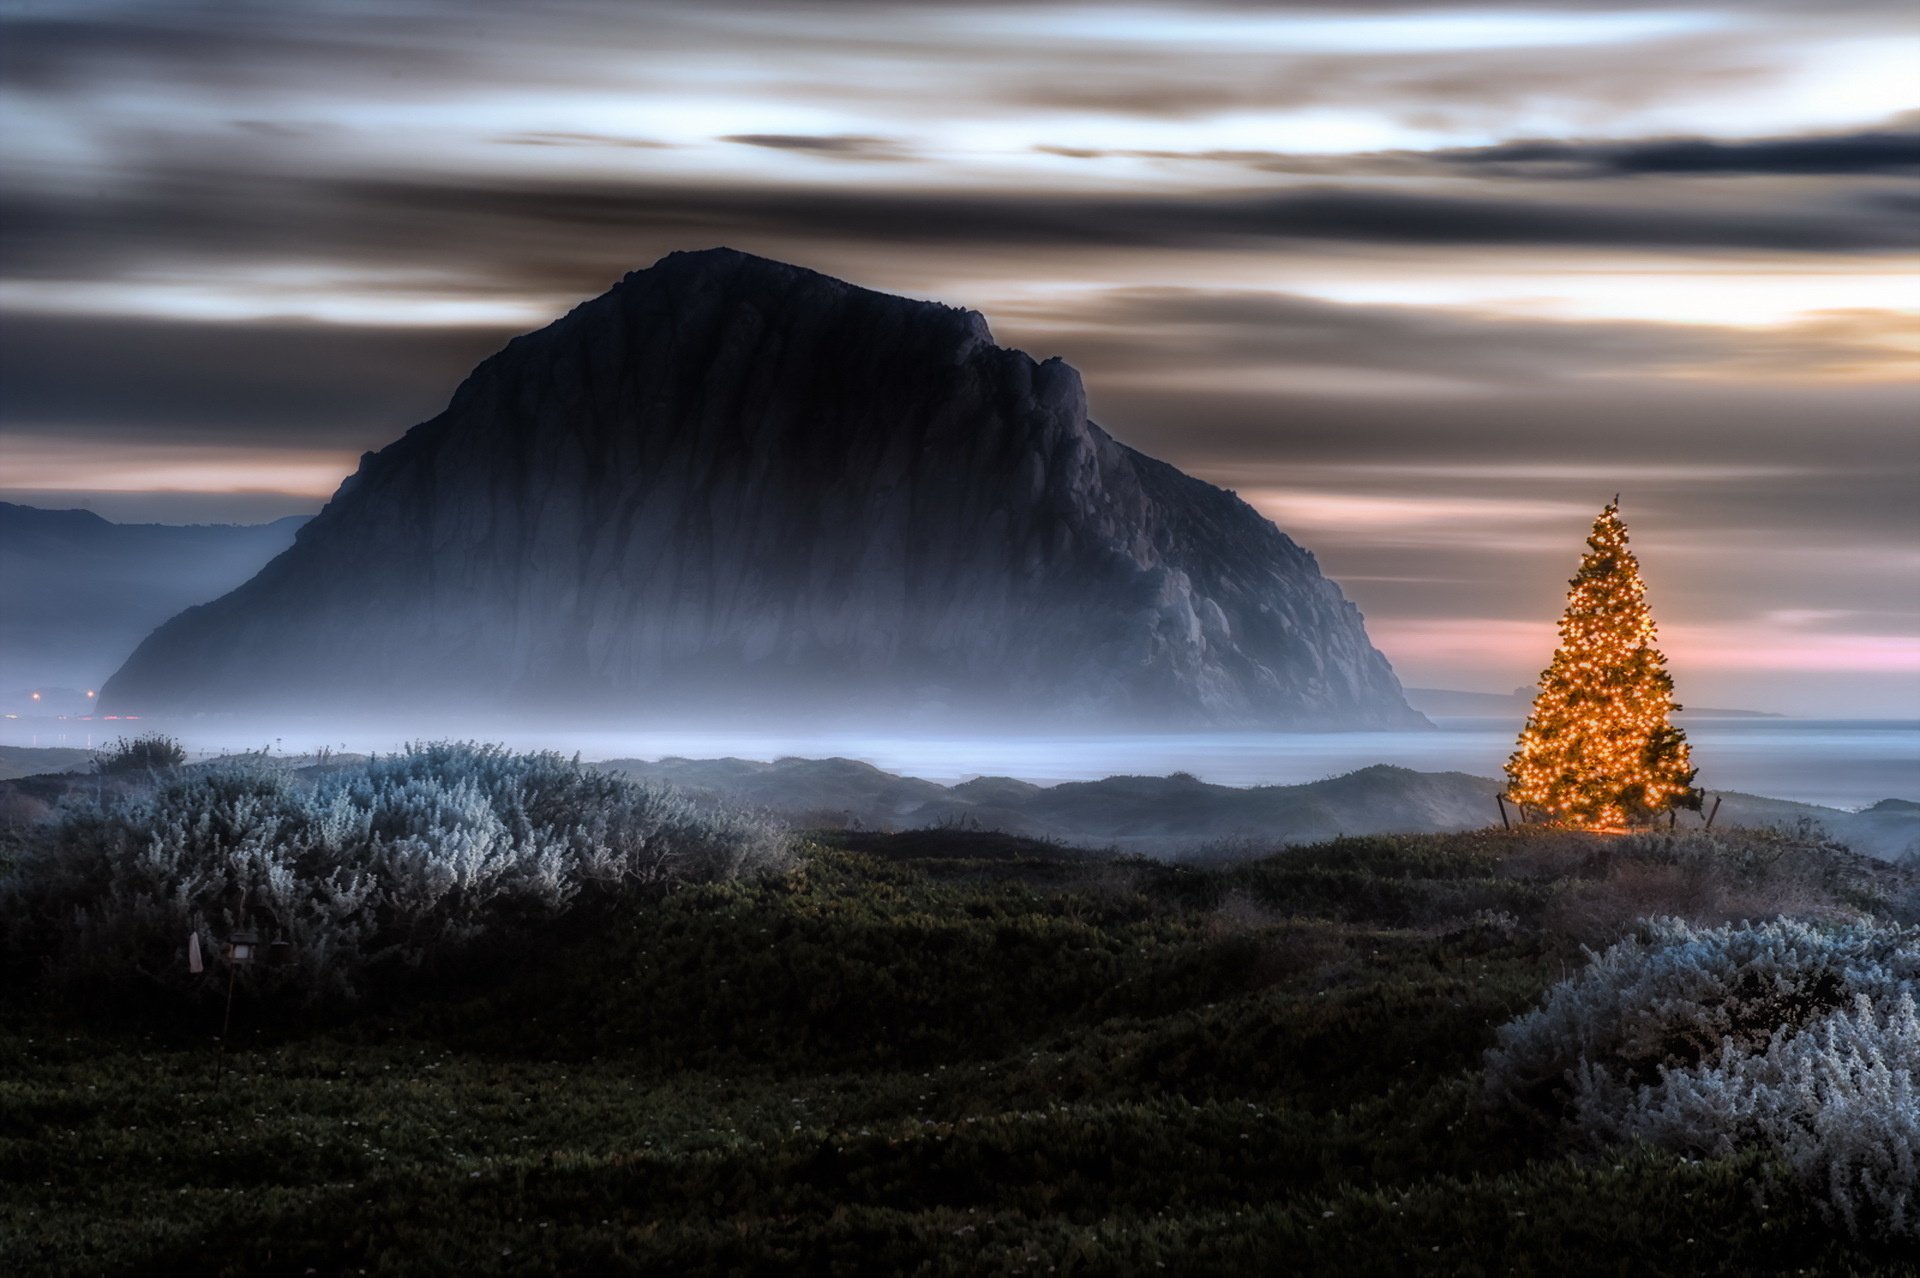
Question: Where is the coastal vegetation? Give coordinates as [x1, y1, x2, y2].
[5, 751, 1917, 1273]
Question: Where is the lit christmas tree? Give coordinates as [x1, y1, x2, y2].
[1505, 499, 1700, 830]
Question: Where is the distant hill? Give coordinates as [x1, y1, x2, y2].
[1405, 686, 1782, 719]
[0, 746, 1910, 860]
[605, 755, 1920, 859]
[609, 757, 1505, 852]
[0, 502, 305, 699]
[0, 745, 94, 782]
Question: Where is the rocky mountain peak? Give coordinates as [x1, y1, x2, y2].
[102, 249, 1426, 730]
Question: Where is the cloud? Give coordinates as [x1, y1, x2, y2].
[5, 0, 1914, 714]
[994, 287, 1920, 387]
[0, 436, 354, 499]
[1068, 374, 1920, 636]
[0, 11, 483, 94]
[8, 2, 1909, 146]
[992, 31, 1785, 123]
[721, 134, 913, 161]
[6, 171, 1913, 309]
[493, 131, 673, 150]
[0, 314, 518, 445]
[1035, 125, 1920, 179]
[1430, 128, 1920, 177]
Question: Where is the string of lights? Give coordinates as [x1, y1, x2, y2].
[1504, 500, 1700, 831]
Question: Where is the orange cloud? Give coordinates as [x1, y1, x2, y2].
[1, 438, 352, 497]
[1240, 488, 1589, 550]
[1372, 617, 1920, 683]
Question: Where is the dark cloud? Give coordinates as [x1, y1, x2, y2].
[228, 119, 348, 140]
[5, 169, 1912, 305]
[333, 176, 1920, 255]
[1037, 125, 1920, 179]
[720, 134, 913, 160]
[0, 13, 480, 94]
[1097, 380, 1920, 640]
[0, 315, 517, 446]
[493, 131, 672, 149]
[996, 288, 1920, 384]
[1433, 128, 1920, 177]
[1094, 379, 1920, 482]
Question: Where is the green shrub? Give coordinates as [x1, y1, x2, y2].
[91, 732, 187, 775]
[1, 742, 790, 1004]
[1485, 916, 1920, 1238]
[10, 828, 1915, 1274]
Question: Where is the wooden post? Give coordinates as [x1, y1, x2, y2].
[1495, 794, 1512, 830]
[215, 961, 236, 1089]
[1704, 795, 1722, 831]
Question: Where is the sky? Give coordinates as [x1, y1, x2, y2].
[2, 0, 1916, 717]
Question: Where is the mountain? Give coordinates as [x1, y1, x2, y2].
[0, 503, 305, 696]
[102, 249, 1426, 730]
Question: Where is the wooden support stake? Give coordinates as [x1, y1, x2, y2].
[215, 962, 236, 1089]
[1704, 795, 1722, 831]
[1495, 794, 1512, 830]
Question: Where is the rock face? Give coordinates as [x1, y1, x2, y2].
[103, 249, 1426, 729]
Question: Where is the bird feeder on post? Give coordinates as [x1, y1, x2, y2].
[215, 930, 260, 1088]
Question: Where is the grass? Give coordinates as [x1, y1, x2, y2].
[4, 826, 1915, 1275]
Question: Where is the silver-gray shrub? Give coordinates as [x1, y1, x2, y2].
[1485, 916, 1920, 1237]
[1, 742, 790, 1002]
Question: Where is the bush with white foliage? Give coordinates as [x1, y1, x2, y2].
[1486, 916, 1920, 1237]
[1, 742, 791, 1003]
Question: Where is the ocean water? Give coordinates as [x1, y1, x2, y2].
[6, 717, 1914, 812]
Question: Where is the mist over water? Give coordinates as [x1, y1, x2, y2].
[4, 715, 1914, 812]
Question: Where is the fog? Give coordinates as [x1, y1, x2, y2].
[4, 712, 1914, 811]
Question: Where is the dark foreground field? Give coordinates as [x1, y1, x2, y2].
[6, 826, 1917, 1276]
